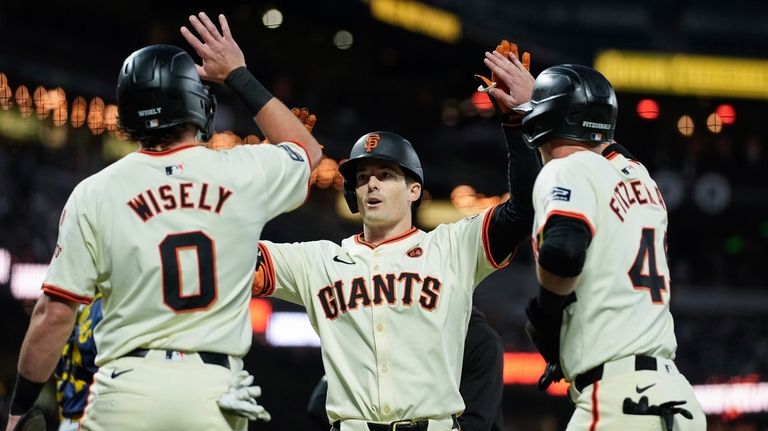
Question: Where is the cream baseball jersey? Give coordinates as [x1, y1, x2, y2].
[532, 149, 677, 381]
[43, 142, 310, 366]
[256, 208, 507, 428]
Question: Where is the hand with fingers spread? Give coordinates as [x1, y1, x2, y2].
[474, 40, 534, 125]
[180, 12, 323, 167]
[180, 12, 245, 83]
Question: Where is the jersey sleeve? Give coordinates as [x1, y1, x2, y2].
[256, 240, 314, 306]
[42, 185, 98, 303]
[533, 158, 597, 236]
[233, 142, 312, 217]
[435, 206, 504, 292]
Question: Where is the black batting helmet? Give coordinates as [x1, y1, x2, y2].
[338, 131, 424, 214]
[117, 44, 216, 141]
[515, 64, 617, 149]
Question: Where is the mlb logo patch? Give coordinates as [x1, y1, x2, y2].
[550, 186, 571, 202]
[165, 164, 184, 176]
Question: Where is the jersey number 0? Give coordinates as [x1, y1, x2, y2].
[159, 231, 217, 312]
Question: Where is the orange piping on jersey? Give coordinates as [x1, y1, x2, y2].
[256, 243, 276, 297]
[354, 227, 419, 249]
[481, 204, 512, 269]
[42, 284, 93, 304]
[605, 151, 619, 160]
[137, 144, 198, 156]
[542, 210, 596, 237]
[589, 381, 600, 431]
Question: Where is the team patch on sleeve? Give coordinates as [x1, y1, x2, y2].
[277, 144, 305, 162]
[549, 186, 572, 202]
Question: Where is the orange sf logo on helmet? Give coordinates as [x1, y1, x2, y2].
[364, 133, 381, 152]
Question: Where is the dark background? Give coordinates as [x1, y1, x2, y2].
[1, 0, 767, 429]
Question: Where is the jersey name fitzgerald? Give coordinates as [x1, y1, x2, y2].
[126, 182, 234, 222]
[317, 272, 443, 319]
[608, 178, 666, 222]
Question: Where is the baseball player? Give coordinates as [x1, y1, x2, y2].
[5, 12, 322, 431]
[305, 306, 505, 431]
[515, 64, 706, 430]
[55, 294, 102, 431]
[250, 45, 539, 430]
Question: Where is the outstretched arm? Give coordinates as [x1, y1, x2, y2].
[181, 12, 323, 169]
[479, 44, 540, 264]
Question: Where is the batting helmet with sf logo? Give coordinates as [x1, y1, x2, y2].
[338, 131, 424, 213]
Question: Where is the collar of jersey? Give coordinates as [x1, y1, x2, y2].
[602, 143, 636, 162]
[138, 144, 198, 156]
[354, 227, 419, 249]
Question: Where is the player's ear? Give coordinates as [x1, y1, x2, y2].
[408, 181, 422, 204]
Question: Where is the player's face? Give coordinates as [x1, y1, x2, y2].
[355, 160, 421, 229]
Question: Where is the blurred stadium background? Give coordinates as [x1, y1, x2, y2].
[1, 0, 767, 429]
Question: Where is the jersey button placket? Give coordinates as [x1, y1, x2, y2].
[371, 268, 394, 421]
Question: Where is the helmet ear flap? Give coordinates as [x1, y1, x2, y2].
[197, 92, 217, 142]
[343, 186, 359, 214]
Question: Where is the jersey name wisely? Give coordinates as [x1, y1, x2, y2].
[43, 143, 310, 366]
[127, 182, 234, 221]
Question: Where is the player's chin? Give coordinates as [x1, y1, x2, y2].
[362, 211, 388, 226]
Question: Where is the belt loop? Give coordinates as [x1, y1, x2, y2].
[635, 355, 657, 371]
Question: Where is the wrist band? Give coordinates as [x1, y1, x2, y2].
[10, 373, 45, 415]
[225, 67, 273, 116]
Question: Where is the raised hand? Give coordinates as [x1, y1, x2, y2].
[483, 47, 535, 110]
[180, 12, 245, 83]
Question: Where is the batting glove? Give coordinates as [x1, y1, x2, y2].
[217, 371, 272, 422]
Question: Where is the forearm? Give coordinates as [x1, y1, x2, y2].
[254, 98, 322, 167]
[503, 123, 539, 220]
[18, 295, 78, 381]
[486, 124, 541, 263]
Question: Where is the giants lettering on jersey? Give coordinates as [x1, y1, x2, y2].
[316, 272, 442, 319]
[126, 183, 234, 222]
[609, 179, 666, 222]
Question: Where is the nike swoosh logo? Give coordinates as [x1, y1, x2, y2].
[636, 383, 656, 393]
[111, 368, 134, 379]
[333, 255, 354, 265]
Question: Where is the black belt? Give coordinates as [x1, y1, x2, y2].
[125, 348, 230, 369]
[575, 355, 657, 392]
[332, 415, 457, 431]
